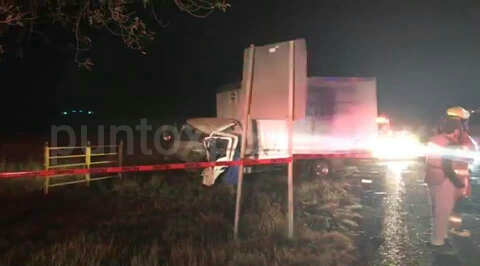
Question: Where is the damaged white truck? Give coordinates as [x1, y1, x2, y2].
[168, 77, 386, 186]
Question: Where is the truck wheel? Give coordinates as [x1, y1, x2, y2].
[311, 159, 331, 178]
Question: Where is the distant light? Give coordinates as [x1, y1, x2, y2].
[62, 111, 67, 115]
[88, 111, 93, 114]
[376, 117, 389, 124]
[79, 110, 83, 113]
[72, 110, 76, 113]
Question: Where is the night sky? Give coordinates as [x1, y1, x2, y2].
[2, 1, 480, 133]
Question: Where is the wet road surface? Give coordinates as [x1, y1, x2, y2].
[357, 161, 480, 266]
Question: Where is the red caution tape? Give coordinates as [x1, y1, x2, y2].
[0, 152, 372, 179]
[293, 151, 372, 160]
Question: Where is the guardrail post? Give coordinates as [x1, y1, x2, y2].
[118, 141, 123, 179]
[85, 141, 91, 186]
[44, 142, 50, 195]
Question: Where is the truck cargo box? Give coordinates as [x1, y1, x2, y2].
[256, 77, 378, 158]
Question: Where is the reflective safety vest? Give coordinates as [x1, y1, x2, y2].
[425, 134, 471, 189]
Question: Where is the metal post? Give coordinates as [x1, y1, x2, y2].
[287, 40, 295, 239]
[234, 44, 255, 240]
[85, 141, 91, 186]
[44, 142, 50, 195]
[118, 141, 123, 179]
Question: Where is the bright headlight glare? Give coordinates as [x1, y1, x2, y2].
[372, 135, 424, 159]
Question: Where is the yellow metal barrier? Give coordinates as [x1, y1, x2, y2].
[43, 141, 123, 194]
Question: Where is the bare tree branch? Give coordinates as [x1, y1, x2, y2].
[151, 0, 168, 27]
[0, 0, 230, 69]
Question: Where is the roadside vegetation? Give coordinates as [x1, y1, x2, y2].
[1, 0, 230, 68]
[0, 158, 363, 266]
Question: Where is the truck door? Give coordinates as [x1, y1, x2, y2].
[201, 132, 238, 186]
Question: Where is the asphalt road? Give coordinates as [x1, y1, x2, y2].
[356, 161, 480, 266]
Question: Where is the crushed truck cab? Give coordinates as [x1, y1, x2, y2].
[171, 77, 388, 185]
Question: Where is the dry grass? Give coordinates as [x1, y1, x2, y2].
[0, 160, 362, 266]
[0, 157, 44, 195]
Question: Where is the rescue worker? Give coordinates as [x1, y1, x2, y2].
[425, 117, 467, 255]
[445, 106, 476, 238]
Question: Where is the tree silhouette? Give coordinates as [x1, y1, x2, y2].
[0, 0, 230, 69]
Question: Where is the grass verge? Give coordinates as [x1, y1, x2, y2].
[0, 168, 362, 265]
